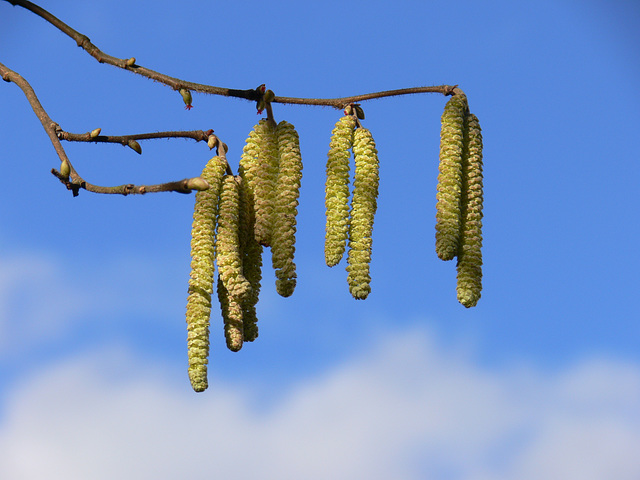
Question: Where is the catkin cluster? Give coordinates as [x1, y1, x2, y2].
[184, 91, 485, 392]
[436, 94, 484, 307]
[240, 119, 303, 298]
[324, 115, 380, 299]
[185, 118, 303, 392]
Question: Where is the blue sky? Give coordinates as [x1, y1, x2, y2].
[1, 0, 639, 478]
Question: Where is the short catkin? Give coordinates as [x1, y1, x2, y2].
[436, 93, 468, 261]
[186, 155, 227, 392]
[456, 113, 484, 307]
[347, 127, 380, 300]
[271, 120, 303, 297]
[239, 120, 279, 247]
[325, 115, 356, 267]
[215, 175, 250, 352]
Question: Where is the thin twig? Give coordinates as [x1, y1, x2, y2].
[4, 0, 461, 107]
[49, 169, 204, 196]
[1, 61, 212, 197]
[58, 129, 215, 146]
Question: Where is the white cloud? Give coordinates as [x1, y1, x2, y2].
[0, 328, 639, 480]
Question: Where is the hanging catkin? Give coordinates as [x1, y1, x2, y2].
[271, 120, 303, 297]
[456, 113, 484, 307]
[436, 93, 468, 261]
[346, 127, 379, 300]
[186, 155, 227, 392]
[236, 172, 263, 342]
[325, 115, 356, 267]
[215, 175, 250, 352]
[239, 120, 279, 247]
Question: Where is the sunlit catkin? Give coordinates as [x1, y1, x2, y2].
[239, 120, 279, 247]
[325, 115, 356, 267]
[216, 175, 250, 351]
[347, 127, 379, 300]
[237, 172, 263, 342]
[436, 93, 468, 261]
[186, 155, 227, 392]
[456, 113, 484, 307]
[271, 120, 303, 297]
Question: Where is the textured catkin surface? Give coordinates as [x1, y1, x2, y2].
[436, 94, 468, 261]
[216, 175, 250, 352]
[325, 115, 356, 267]
[456, 113, 484, 307]
[186, 156, 227, 393]
[236, 173, 263, 342]
[347, 127, 379, 300]
[239, 120, 279, 247]
[271, 121, 303, 297]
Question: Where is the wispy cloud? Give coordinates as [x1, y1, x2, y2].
[0, 327, 638, 480]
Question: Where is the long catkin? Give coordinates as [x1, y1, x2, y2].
[346, 127, 379, 300]
[271, 120, 303, 297]
[239, 120, 279, 247]
[436, 94, 468, 261]
[456, 113, 484, 307]
[236, 172, 263, 342]
[325, 115, 356, 267]
[186, 156, 227, 392]
[215, 175, 250, 352]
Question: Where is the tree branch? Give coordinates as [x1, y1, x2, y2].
[1, 61, 227, 197]
[4, 0, 461, 108]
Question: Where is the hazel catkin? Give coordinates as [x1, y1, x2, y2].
[215, 175, 250, 352]
[236, 172, 263, 342]
[239, 120, 279, 247]
[346, 127, 379, 300]
[271, 120, 303, 297]
[186, 155, 227, 392]
[325, 115, 356, 267]
[436, 93, 468, 261]
[456, 113, 484, 307]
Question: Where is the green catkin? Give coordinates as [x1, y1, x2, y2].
[186, 155, 227, 392]
[217, 277, 244, 352]
[215, 175, 250, 352]
[347, 127, 380, 300]
[236, 172, 263, 342]
[239, 120, 279, 247]
[436, 93, 468, 261]
[456, 113, 484, 307]
[271, 120, 303, 297]
[325, 115, 356, 267]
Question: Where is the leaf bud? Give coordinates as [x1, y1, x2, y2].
[354, 105, 365, 120]
[90, 128, 101, 138]
[187, 177, 210, 191]
[125, 57, 136, 66]
[60, 159, 70, 178]
[127, 139, 142, 154]
[179, 88, 193, 110]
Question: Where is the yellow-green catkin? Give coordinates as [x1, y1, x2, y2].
[236, 172, 263, 342]
[457, 113, 484, 307]
[325, 115, 356, 267]
[271, 120, 303, 297]
[186, 155, 227, 392]
[347, 127, 379, 300]
[239, 120, 279, 247]
[436, 93, 468, 261]
[215, 175, 250, 352]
